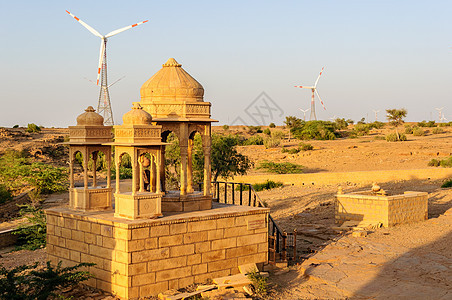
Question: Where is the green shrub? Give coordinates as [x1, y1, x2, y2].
[441, 179, 452, 188]
[412, 126, 425, 136]
[110, 166, 133, 179]
[333, 118, 349, 130]
[428, 157, 452, 168]
[373, 135, 386, 140]
[263, 128, 271, 136]
[252, 180, 283, 192]
[0, 261, 94, 300]
[432, 127, 444, 134]
[26, 123, 41, 133]
[440, 157, 452, 168]
[263, 136, 281, 148]
[258, 160, 304, 174]
[263, 131, 285, 149]
[281, 147, 300, 154]
[369, 121, 385, 129]
[222, 125, 229, 130]
[247, 269, 268, 297]
[0, 184, 12, 205]
[428, 159, 440, 167]
[244, 135, 264, 146]
[210, 134, 253, 181]
[300, 143, 313, 151]
[404, 125, 413, 134]
[0, 150, 68, 194]
[12, 205, 46, 251]
[353, 123, 370, 136]
[247, 126, 262, 134]
[385, 133, 407, 142]
[269, 122, 276, 128]
[292, 121, 337, 140]
[418, 120, 436, 127]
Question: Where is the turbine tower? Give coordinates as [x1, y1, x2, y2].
[373, 110, 380, 121]
[299, 108, 310, 121]
[435, 107, 444, 123]
[294, 67, 326, 121]
[66, 10, 148, 125]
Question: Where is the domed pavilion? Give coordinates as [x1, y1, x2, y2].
[66, 106, 113, 211]
[140, 58, 217, 212]
[110, 102, 166, 219]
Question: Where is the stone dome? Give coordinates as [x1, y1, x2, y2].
[76, 106, 104, 126]
[122, 102, 153, 125]
[140, 58, 204, 103]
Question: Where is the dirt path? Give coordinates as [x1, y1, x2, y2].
[259, 181, 452, 299]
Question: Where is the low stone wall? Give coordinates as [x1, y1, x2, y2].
[335, 191, 428, 227]
[234, 168, 452, 187]
[45, 204, 268, 299]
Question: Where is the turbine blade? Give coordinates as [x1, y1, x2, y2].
[294, 85, 314, 89]
[314, 67, 325, 87]
[105, 20, 148, 38]
[96, 40, 106, 86]
[83, 77, 97, 86]
[108, 75, 126, 88]
[66, 10, 103, 38]
[315, 89, 326, 110]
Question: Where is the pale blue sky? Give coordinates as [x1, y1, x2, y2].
[1, 0, 452, 127]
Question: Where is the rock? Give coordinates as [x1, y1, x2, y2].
[352, 230, 368, 237]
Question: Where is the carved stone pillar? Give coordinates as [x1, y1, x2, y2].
[156, 150, 161, 193]
[69, 151, 74, 189]
[150, 155, 155, 193]
[83, 149, 89, 189]
[139, 157, 144, 193]
[132, 152, 137, 196]
[203, 146, 211, 196]
[106, 149, 111, 189]
[180, 146, 188, 196]
[92, 152, 97, 188]
[160, 149, 166, 192]
[187, 139, 193, 193]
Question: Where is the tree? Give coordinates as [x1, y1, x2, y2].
[284, 116, 303, 129]
[210, 134, 253, 181]
[386, 108, 407, 141]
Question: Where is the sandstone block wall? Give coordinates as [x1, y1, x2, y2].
[235, 168, 452, 187]
[335, 191, 428, 227]
[46, 205, 268, 299]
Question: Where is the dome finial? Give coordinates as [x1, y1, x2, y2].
[163, 58, 182, 67]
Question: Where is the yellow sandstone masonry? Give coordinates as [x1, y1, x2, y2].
[235, 168, 452, 186]
[45, 204, 269, 299]
[336, 190, 428, 227]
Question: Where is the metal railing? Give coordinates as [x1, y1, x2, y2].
[211, 181, 296, 264]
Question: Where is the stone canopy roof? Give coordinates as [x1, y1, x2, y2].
[140, 58, 204, 103]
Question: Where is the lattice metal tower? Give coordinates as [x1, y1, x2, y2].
[97, 39, 114, 126]
[66, 10, 148, 126]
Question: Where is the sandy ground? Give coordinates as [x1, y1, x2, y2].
[1, 125, 452, 299]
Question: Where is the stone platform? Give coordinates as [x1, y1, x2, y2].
[336, 190, 428, 227]
[45, 203, 269, 299]
[162, 191, 212, 212]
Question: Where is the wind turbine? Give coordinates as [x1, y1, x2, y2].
[373, 110, 380, 121]
[299, 108, 310, 121]
[435, 107, 444, 123]
[66, 10, 148, 125]
[294, 67, 326, 121]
